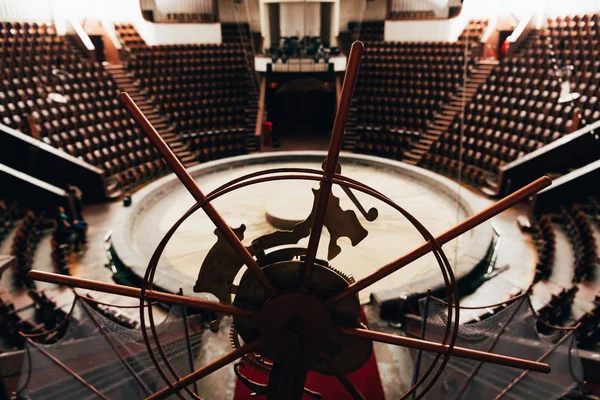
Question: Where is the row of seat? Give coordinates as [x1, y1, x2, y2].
[354, 127, 420, 160]
[349, 21, 384, 42]
[351, 20, 485, 154]
[388, 10, 435, 20]
[424, 15, 600, 183]
[532, 215, 556, 282]
[115, 23, 254, 162]
[0, 200, 17, 245]
[536, 287, 579, 329]
[10, 211, 44, 288]
[0, 289, 66, 347]
[562, 205, 598, 283]
[0, 23, 169, 190]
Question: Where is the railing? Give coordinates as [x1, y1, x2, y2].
[0, 123, 108, 203]
[488, 119, 600, 198]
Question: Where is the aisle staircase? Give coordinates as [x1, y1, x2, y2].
[104, 64, 199, 168]
[403, 60, 498, 166]
[341, 99, 360, 151]
[244, 97, 261, 152]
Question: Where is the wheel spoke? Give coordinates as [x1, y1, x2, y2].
[118, 92, 276, 297]
[146, 339, 261, 400]
[326, 176, 552, 305]
[340, 328, 550, 373]
[28, 270, 254, 317]
[321, 352, 366, 400]
[302, 41, 364, 287]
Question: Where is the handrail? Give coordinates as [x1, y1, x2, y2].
[254, 76, 266, 150]
[490, 119, 600, 197]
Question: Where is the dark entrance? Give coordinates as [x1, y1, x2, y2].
[267, 76, 336, 146]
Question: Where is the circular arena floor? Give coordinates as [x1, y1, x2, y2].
[111, 152, 493, 304]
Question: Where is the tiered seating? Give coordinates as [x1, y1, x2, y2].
[182, 129, 247, 162]
[51, 221, 71, 275]
[354, 126, 420, 160]
[576, 297, 600, 349]
[351, 21, 484, 162]
[424, 14, 600, 185]
[163, 12, 216, 23]
[10, 211, 44, 288]
[532, 215, 556, 282]
[562, 205, 598, 283]
[115, 24, 252, 161]
[0, 289, 68, 347]
[388, 10, 436, 20]
[0, 21, 168, 190]
[221, 22, 252, 44]
[458, 19, 488, 42]
[356, 41, 472, 131]
[348, 21, 384, 42]
[536, 286, 578, 329]
[0, 200, 17, 245]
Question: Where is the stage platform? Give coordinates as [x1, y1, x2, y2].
[110, 152, 493, 305]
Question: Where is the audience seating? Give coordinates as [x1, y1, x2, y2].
[354, 126, 420, 160]
[115, 24, 254, 161]
[10, 211, 44, 288]
[0, 200, 17, 245]
[532, 214, 556, 283]
[388, 10, 436, 20]
[577, 296, 600, 350]
[350, 21, 484, 161]
[536, 286, 578, 329]
[0, 22, 168, 190]
[424, 14, 600, 185]
[348, 21, 385, 43]
[562, 205, 598, 283]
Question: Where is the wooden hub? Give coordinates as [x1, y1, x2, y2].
[259, 294, 333, 367]
[233, 260, 373, 375]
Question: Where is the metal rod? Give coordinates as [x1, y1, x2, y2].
[321, 352, 366, 400]
[410, 289, 431, 399]
[27, 270, 253, 317]
[25, 337, 110, 400]
[179, 288, 199, 396]
[80, 299, 153, 396]
[340, 328, 551, 374]
[117, 92, 276, 298]
[494, 331, 574, 399]
[451, 295, 524, 400]
[327, 176, 552, 305]
[301, 41, 364, 288]
[146, 339, 261, 400]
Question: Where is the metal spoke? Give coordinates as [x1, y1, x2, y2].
[326, 176, 551, 305]
[28, 270, 253, 317]
[146, 339, 261, 400]
[340, 328, 551, 374]
[302, 41, 364, 288]
[321, 352, 366, 400]
[118, 92, 276, 298]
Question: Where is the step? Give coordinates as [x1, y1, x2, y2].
[404, 152, 421, 160]
[422, 133, 439, 141]
[403, 159, 418, 165]
[414, 143, 431, 151]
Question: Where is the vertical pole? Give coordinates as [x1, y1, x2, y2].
[451, 297, 524, 400]
[410, 289, 431, 399]
[179, 288, 199, 396]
